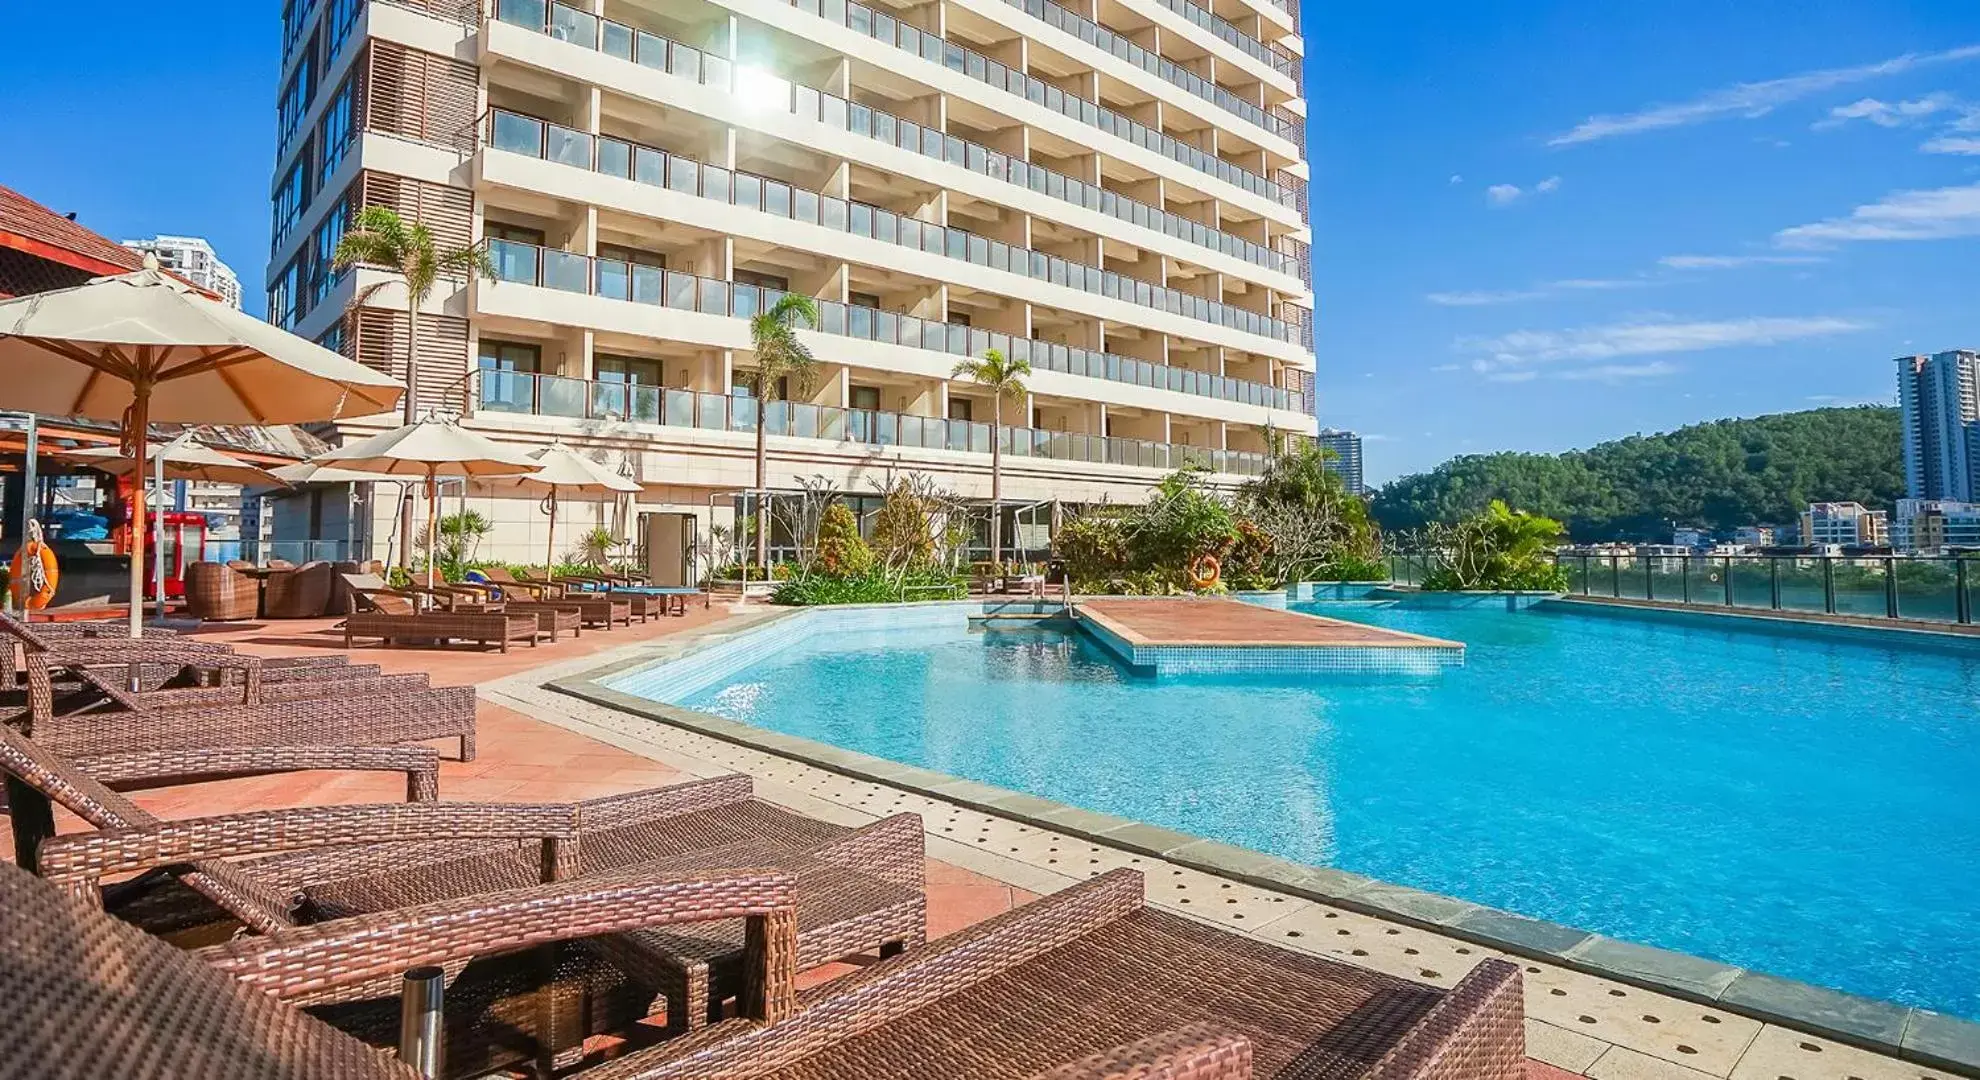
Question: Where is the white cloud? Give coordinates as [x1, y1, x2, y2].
[1484, 370, 1539, 384]
[1429, 363, 1461, 372]
[1486, 184, 1524, 206]
[1460, 315, 1871, 374]
[1426, 277, 1645, 306]
[1815, 94, 1955, 129]
[1557, 361, 1681, 381]
[1774, 182, 1980, 246]
[1535, 176, 1563, 194]
[1449, 174, 1464, 185]
[1547, 44, 1980, 145]
[1658, 253, 1827, 269]
[1923, 135, 1980, 154]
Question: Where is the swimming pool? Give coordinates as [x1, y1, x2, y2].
[649, 601, 1980, 1020]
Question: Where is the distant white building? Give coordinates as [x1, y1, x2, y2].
[1800, 502, 1888, 548]
[1733, 525, 1776, 548]
[121, 234, 241, 309]
[1316, 429, 1364, 495]
[1896, 349, 1980, 502]
[1891, 499, 1980, 554]
[1672, 527, 1708, 549]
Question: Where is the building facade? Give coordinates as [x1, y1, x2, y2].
[1800, 502, 1888, 549]
[1316, 427, 1361, 494]
[1896, 349, 1980, 502]
[1890, 498, 1980, 555]
[123, 234, 243, 309]
[267, 0, 1315, 566]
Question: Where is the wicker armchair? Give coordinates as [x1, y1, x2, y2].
[263, 560, 334, 618]
[323, 560, 364, 615]
[0, 858, 799, 1080]
[183, 561, 259, 621]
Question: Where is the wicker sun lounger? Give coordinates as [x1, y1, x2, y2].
[422, 578, 586, 641]
[492, 567, 635, 628]
[595, 867, 1525, 1080]
[0, 857, 801, 1080]
[340, 575, 543, 652]
[13, 736, 926, 1060]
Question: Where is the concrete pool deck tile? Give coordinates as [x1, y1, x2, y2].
[1717, 972, 1913, 1048]
[1587, 1045, 1724, 1080]
[1162, 838, 1332, 889]
[1902, 1010, 1980, 1075]
[1521, 964, 1762, 1075]
[1530, 1018, 1615, 1073]
[1454, 908, 1598, 958]
[1730, 1026, 1934, 1080]
[1347, 881, 1485, 926]
[1092, 820, 1211, 855]
[1565, 936, 1746, 1000]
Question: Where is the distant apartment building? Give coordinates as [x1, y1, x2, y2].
[1671, 527, 1707, 549]
[1890, 499, 1980, 554]
[265, 0, 1316, 564]
[1316, 428, 1363, 494]
[1800, 502, 1888, 548]
[122, 234, 242, 309]
[1896, 349, 1980, 502]
[1733, 525, 1775, 548]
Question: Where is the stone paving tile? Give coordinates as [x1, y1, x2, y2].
[1730, 1025, 1949, 1080]
[1521, 962, 1762, 1077]
[1587, 1045, 1725, 1080]
[1530, 1019, 1614, 1074]
[1248, 901, 1506, 990]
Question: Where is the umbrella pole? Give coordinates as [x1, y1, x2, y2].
[126, 383, 151, 639]
[153, 447, 165, 620]
[426, 469, 438, 590]
[545, 492, 557, 576]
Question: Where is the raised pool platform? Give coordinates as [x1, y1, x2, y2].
[1075, 597, 1464, 675]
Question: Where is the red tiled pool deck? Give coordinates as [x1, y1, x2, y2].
[8, 604, 1899, 1080]
[1079, 596, 1461, 648]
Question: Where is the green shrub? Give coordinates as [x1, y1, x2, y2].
[772, 566, 964, 605]
[1419, 501, 1569, 591]
[814, 504, 874, 576]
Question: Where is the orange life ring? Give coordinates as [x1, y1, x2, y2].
[1187, 554, 1221, 590]
[10, 536, 58, 611]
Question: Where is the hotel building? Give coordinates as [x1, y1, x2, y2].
[1896, 349, 1980, 504]
[266, 0, 1314, 567]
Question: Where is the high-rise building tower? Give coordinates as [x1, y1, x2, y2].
[121, 235, 242, 309]
[1896, 350, 1980, 502]
[267, 0, 1314, 563]
[1316, 427, 1362, 494]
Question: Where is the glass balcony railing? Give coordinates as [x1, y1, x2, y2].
[484, 6, 1304, 280]
[485, 109, 1302, 347]
[484, 236, 1305, 412]
[995, 0, 1299, 140]
[475, 367, 1278, 476]
[1149, 0, 1298, 83]
[798, 0, 1295, 201]
[490, 0, 1294, 210]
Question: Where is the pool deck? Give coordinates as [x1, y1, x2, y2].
[1079, 596, 1459, 648]
[31, 603, 1976, 1080]
[1075, 596, 1465, 674]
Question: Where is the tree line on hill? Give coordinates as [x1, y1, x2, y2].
[1369, 406, 1904, 542]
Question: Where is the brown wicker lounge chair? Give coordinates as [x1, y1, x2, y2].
[264, 560, 336, 618]
[0, 857, 800, 1080]
[15, 738, 924, 1067]
[494, 567, 634, 628]
[341, 574, 543, 652]
[589, 867, 1525, 1080]
[184, 560, 260, 621]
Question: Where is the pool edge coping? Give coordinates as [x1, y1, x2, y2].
[544, 604, 1980, 1079]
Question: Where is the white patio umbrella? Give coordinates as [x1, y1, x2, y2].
[310, 419, 537, 587]
[266, 461, 402, 486]
[0, 259, 403, 634]
[64, 435, 285, 609]
[495, 442, 639, 572]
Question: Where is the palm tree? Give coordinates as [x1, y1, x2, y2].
[950, 347, 1031, 566]
[744, 293, 820, 569]
[332, 206, 494, 565]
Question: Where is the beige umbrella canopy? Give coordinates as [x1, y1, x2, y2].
[64, 435, 283, 487]
[267, 461, 403, 486]
[498, 443, 640, 571]
[311, 419, 538, 586]
[0, 261, 404, 634]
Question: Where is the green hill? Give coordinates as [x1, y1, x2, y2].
[1370, 406, 1903, 541]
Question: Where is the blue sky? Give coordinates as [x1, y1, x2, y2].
[2, 2, 1976, 484]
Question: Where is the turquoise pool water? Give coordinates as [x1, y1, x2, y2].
[677, 602, 1980, 1019]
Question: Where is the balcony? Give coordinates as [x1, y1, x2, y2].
[485, 235, 1307, 413]
[490, 0, 1297, 210]
[484, 110, 1304, 348]
[997, 0, 1299, 141]
[475, 367, 1278, 476]
[1146, 0, 1299, 86]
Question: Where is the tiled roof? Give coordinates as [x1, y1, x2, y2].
[0, 184, 146, 276]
